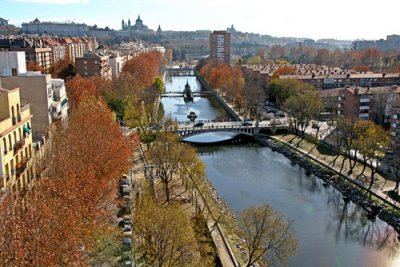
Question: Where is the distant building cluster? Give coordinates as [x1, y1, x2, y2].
[0, 17, 20, 35]
[0, 36, 97, 71]
[22, 18, 89, 36]
[353, 35, 400, 51]
[243, 64, 400, 90]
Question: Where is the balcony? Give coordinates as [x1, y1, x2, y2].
[16, 157, 29, 178]
[13, 139, 25, 155]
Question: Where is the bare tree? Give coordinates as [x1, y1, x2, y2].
[238, 204, 298, 267]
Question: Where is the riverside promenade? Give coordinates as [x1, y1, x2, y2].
[272, 135, 400, 210]
[212, 87, 400, 212]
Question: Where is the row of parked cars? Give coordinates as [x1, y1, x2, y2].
[118, 174, 133, 267]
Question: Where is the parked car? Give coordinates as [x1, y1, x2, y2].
[311, 122, 320, 129]
[276, 111, 286, 117]
[152, 123, 163, 129]
[124, 221, 132, 232]
[120, 177, 129, 188]
[123, 238, 132, 250]
[242, 122, 252, 126]
[193, 122, 204, 128]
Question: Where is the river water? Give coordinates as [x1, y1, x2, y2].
[161, 76, 230, 123]
[163, 75, 400, 267]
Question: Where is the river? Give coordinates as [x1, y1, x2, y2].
[163, 75, 400, 267]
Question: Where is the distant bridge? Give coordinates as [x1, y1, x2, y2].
[161, 91, 214, 97]
[166, 68, 195, 76]
[175, 120, 289, 139]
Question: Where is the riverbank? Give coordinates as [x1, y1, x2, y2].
[256, 134, 400, 233]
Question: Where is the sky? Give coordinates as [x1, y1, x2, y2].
[1, 0, 399, 40]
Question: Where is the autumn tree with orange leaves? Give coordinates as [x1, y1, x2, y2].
[26, 60, 44, 73]
[0, 96, 135, 266]
[66, 74, 97, 109]
[122, 51, 163, 89]
[48, 59, 76, 80]
[199, 60, 244, 101]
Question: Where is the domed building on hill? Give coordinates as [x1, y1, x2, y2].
[120, 15, 154, 36]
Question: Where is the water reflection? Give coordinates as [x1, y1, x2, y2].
[183, 132, 239, 143]
[326, 189, 400, 258]
[162, 76, 230, 123]
[164, 75, 201, 93]
[198, 144, 400, 267]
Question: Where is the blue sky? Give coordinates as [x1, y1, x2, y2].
[1, 0, 399, 40]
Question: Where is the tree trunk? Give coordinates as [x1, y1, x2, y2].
[165, 184, 170, 202]
[329, 154, 340, 167]
[339, 157, 346, 174]
[356, 156, 367, 179]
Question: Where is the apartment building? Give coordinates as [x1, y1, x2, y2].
[209, 30, 231, 64]
[1, 74, 69, 139]
[0, 51, 69, 139]
[0, 51, 27, 76]
[0, 87, 34, 191]
[321, 86, 400, 123]
[0, 36, 97, 67]
[109, 52, 124, 79]
[76, 52, 112, 79]
[391, 107, 400, 145]
[10, 47, 52, 72]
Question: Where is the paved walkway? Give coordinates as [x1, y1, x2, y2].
[132, 145, 239, 267]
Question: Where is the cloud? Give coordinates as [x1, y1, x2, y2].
[9, 0, 89, 4]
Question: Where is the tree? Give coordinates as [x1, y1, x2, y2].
[272, 66, 297, 78]
[26, 60, 43, 72]
[0, 96, 133, 265]
[122, 51, 162, 89]
[66, 74, 97, 109]
[149, 133, 187, 202]
[123, 86, 163, 146]
[268, 79, 302, 106]
[48, 59, 76, 80]
[244, 85, 266, 120]
[357, 121, 390, 191]
[246, 56, 262, 65]
[238, 204, 298, 267]
[387, 144, 400, 193]
[283, 83, 321, 136]
[336, 117, 361, 175]
[199, 61, 244, 100]
[153, 76, 165, 94]
[133, 196, 197, 266]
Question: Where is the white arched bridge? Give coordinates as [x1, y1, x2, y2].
[175, 120, 290, 139]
